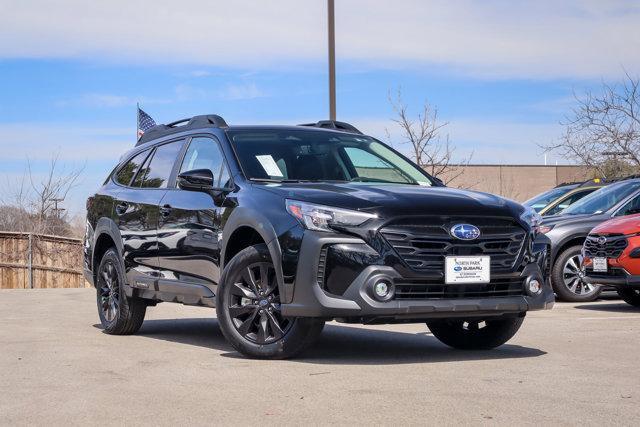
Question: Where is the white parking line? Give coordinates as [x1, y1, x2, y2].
[578, 316, 640, 320]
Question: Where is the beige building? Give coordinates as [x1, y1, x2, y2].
[439, 165, 595, 203]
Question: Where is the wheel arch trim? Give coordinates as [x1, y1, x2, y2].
[551, 234, 588, 263]
[91, 218, 125, 283]
[221, 207, 288, 299]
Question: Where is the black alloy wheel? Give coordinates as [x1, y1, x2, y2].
[95, 248, 146, 335]
[227, 261, 294, 345]
[98, 259, 120, 323]
[216, 244, 325, 359]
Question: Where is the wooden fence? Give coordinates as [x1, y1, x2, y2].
[0, 231, 90, 289]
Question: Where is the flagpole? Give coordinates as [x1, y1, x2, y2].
[136, 102, 140, 140]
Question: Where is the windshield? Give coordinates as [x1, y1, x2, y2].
[227, 129, 434, 185]
[561, 181, 640, 215]
[524, 185, 577, 212]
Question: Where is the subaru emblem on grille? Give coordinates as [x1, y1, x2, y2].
[597, 236, 607, 245]
[450, 224, 481, 240]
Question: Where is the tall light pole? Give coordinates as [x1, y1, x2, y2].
[327, 0, 336, 120]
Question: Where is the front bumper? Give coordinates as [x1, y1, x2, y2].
[584, 269, 640, 288]
[280, 232, 554, 321]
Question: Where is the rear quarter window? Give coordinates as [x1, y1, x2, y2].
[115, 150, 150, 186]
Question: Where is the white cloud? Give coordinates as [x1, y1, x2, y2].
[0, 1, 638, 79]
[55, 93, 136, 108]
[0, 123, 132, 161]
[189, 70, 212, 78]
[173, 81, 269, 101]
[56, 93, 172, 108]
[220, 82, 268, 100]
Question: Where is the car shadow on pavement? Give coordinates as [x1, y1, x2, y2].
[294, 325, 545, 365]
[129, 318, 546, 365]
[574, 302, 640, 313]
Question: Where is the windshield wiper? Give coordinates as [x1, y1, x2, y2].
[250, 178, 311, 183]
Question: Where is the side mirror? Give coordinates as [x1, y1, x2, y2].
[178, 169, 214, 191]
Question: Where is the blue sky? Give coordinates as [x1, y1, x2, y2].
[0, 0, 639, 215]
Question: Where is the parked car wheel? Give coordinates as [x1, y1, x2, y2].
[551, 245, 602, 302]
[96, 248, 146, 334]
[426, 316, 524, 350]
[216, 244, 324, 359]
[617, 288, 640, 307]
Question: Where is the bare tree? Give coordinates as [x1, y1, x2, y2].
[543, 72, 640, 178]
[0, 156, 85, 287]
[0, 154, 84, 237]
[387, 88, 472, 184]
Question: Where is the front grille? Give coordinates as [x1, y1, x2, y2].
[380, 216, 526, 273]
[584, 234, 628, 259]
[394, 277, 525, 300]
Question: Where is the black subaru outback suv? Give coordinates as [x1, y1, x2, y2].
[84, 114, 553, 358]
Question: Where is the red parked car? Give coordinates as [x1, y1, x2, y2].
[583, 213, 640, 307]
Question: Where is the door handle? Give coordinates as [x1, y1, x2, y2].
[115, 202, 129, 216]
[160, 204, 172, 217]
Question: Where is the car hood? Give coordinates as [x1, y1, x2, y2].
[541, 213, 598, 227]
[254, 182, 524, 218]
[591, 213, 640, 235]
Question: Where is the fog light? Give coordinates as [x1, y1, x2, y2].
[528, 279, 542, 294]
[374, 281, 390, 298]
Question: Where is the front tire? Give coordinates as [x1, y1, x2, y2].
[551, 245, 602, 302]
[617, 287, 640, 307]
[426, 316, 524, 350]
[216, 244, 324, 359]
[96, 248, 146, 335]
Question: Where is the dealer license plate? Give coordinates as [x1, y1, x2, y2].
[445, 256, 490, 284]
[593, 257, 608, 272]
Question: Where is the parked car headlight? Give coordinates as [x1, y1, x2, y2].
[520, 206, 543, 232]
[286, 199, 377, 232]
[537, 224, 554, 234]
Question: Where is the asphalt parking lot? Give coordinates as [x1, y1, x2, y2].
[1, 289, 639, 425]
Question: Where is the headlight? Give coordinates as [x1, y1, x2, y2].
[537, 224, 554, 234]
[285, 199, 377, 232]
[520, 206, 543, 232]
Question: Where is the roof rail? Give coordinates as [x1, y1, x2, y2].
[576, 178, 607, 188]
[554, 181, 582, 188]
[137, 114, 228, 146]
[298, 120, 363, 135]
[555, 178, 607, 188]
[610, 174, 640, 183]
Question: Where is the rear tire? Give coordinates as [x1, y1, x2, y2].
[216, 244, 324, 359]
[96, 248, 146, 335]
[551, 245, 602, 302]
[617, 288, 640, 307]
[427, 316, 524, 350]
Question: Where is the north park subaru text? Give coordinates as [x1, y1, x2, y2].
[84, 115, 553, 358]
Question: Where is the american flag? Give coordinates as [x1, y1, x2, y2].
[137, 107, 157, 139]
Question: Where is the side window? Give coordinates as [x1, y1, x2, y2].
[615, 194, 640, 217]
[546, 190, 593, 215]
[115, 150, 150, 186]
[135, 140, 185, 189]
[180, 137, 230, 187]
[132, 152, 153, 187]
